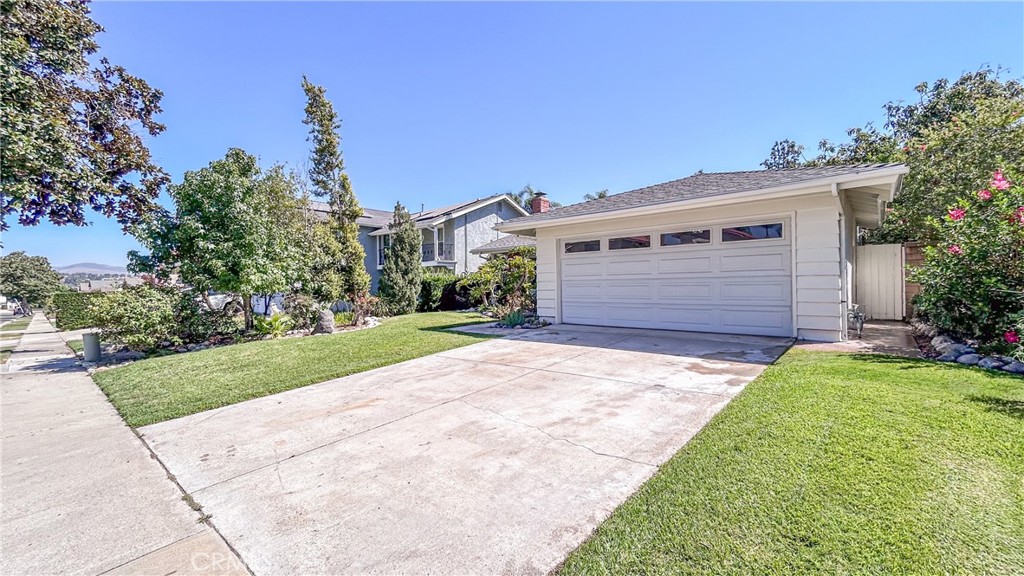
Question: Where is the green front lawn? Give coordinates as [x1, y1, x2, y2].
[93, 312, 494, 427]
[561, 350, 1024, 575]
[67, 339, 83, 355]
[1, 317, 31, 332]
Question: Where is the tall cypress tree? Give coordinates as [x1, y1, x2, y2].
[301, 76, 370, 300]
[378, 202, 422, 314]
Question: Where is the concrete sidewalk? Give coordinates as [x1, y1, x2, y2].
[1, 314, 247, 576]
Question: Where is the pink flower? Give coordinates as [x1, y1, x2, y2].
[977, 189, 992, 201]
[947, 208, 966, 221]
[919, 145, 928, 151]
[990, 170, 1011, 191]
[1016, 207, 1024, 224]
[947, 244, 963, 255]
[1006, 331, 1020, 344]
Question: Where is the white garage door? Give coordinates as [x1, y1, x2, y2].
[559, 220, 793, 337]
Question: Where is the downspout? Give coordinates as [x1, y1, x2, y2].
[832, 182, 849, 340]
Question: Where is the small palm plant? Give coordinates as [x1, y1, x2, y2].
[254, 313, 293, 338]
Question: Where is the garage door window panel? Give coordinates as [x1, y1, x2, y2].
[660, 229, 711, 246]
[565, 240, 601, 254]
[722, 223, 784, 242]
[609, 235, 651, 250]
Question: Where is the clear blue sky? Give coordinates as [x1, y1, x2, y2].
[6, 1, 1023, 267]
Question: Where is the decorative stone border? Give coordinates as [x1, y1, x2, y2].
[930, 334, 1024, 374]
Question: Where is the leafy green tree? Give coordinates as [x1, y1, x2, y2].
[761, 140, 805, 170]
[377, 202, 422, 315]
[130, 149, 304, 331]
[301, 76, 370, 300]
[584, 189, 609, 201]
[295, 209, 346, 306]
[762, 68, 1024, 242]
[0, 251, 62, 307]
[1, 0, 167, 231]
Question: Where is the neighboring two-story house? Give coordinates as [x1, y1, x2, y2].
[312, 194, 528, 293]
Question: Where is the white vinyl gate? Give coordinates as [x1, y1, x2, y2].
[855, 244, 904, 320]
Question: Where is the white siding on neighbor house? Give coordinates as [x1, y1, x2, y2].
[533, 192, 845, 341]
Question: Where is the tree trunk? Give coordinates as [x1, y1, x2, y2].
[243, 293, 253, 332]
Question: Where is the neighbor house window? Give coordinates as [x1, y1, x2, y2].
[564, 240, 600, 253]
[377, 234, 392, 267]
[660, 229, 711, 246]
[721, 223, 783, 242]
[608, 235, 651, 250]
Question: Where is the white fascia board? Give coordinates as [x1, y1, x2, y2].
[497, 166, 909, 235]
[428, 195, 528, 227]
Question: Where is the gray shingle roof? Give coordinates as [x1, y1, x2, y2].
[503, 164, 906, 226]
[312, 194, 514, 231]
[310, 201, 395, 228]
[470, 235, 536, 255]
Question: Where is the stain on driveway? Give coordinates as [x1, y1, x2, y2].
[140, 325, 790, 575]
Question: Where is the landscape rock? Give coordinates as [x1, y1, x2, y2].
[947, 344, 976, 357]
[977, 357, 1005, 370]
[931, 335, 956, 352]
[311, 310, 335, 335]
[936, 352, 960, 362]
[1002, 361, 1024, 374]
[955, 354, 981, 366]
[174, 346, 188, 353]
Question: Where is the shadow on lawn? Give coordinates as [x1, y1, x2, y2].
[421, 321, 500, 339]
[967, 395, 1024, 420]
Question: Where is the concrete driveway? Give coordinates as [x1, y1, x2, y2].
[140, 325, 790, 575]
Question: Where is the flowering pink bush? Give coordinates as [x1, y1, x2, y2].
[912, 167, 1024, 358]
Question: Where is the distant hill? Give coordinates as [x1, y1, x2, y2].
[56, 262, 128, 275]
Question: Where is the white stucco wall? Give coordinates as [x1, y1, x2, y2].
[532, 191, 846, 342]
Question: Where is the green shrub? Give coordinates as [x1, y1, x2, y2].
[51, 291, 107, 330]
[419, 270, 455, 312]
[283, 293, 318, 330]
[458, 247, 536, 313]
[254, 313, 293, 338]
[90, 285, 177, 351]
[175, 291, 239, 342]
[500, 309, 526, 327]
[911, 167, 1024, 347]
[334, 311, 354, 326]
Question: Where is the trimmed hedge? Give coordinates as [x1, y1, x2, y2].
[51, 291, 107, 330]
[418, 271, 477, 312]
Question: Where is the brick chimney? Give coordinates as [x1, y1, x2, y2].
[530, 192, 550, 214]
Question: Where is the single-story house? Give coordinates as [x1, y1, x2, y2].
[496, 164, 909, 342]
[311, 194, 528, 293]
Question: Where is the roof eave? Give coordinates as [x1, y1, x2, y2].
[497, 166, 910, 235]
